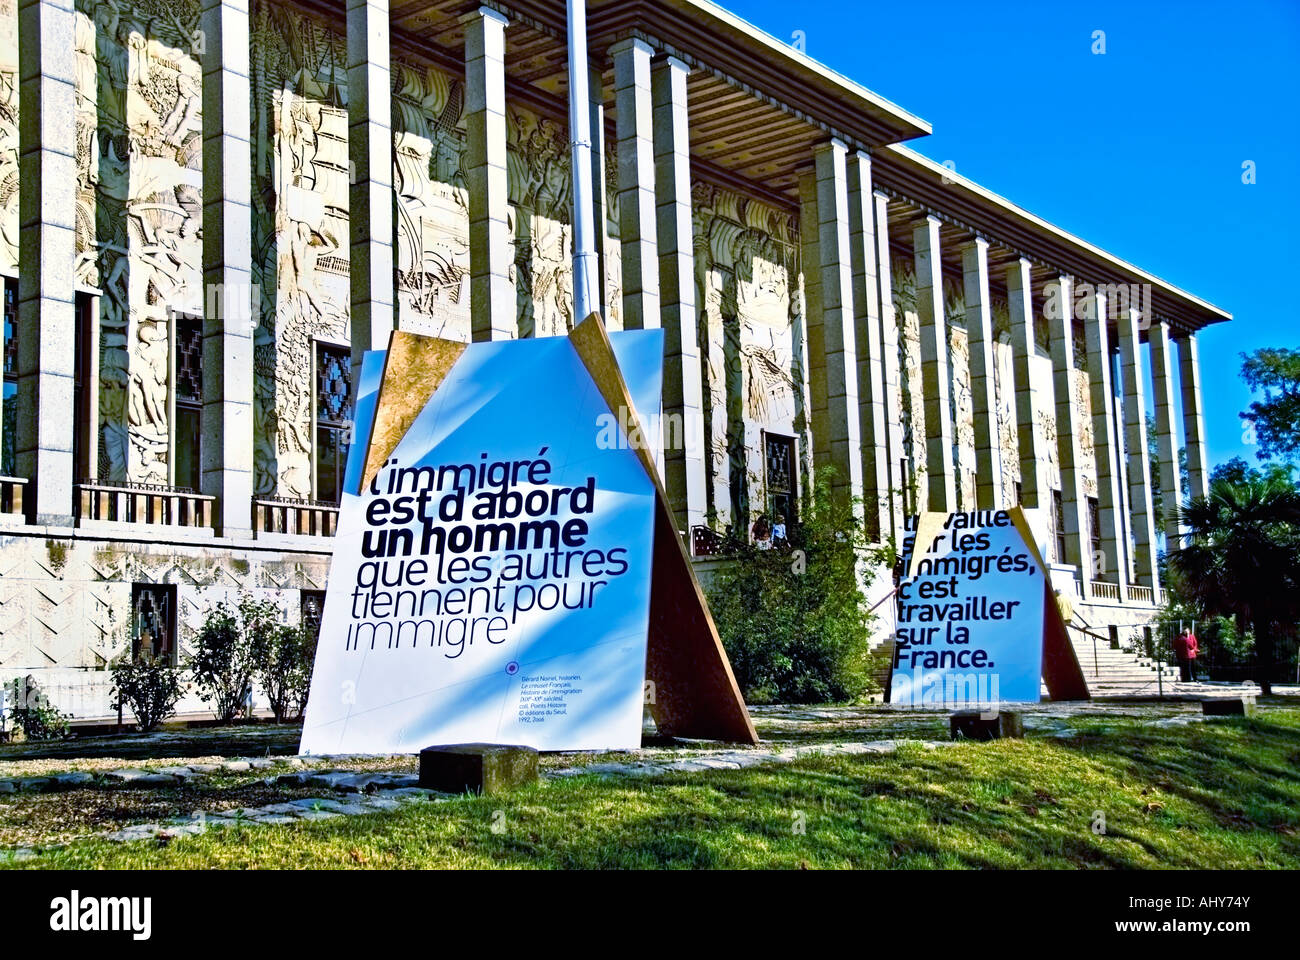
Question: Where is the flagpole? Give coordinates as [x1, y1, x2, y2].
[567, 0, 599, 324]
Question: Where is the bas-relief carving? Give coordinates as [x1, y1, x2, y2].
[508, 109, 575, 340]
[393, 61, 470, 341]
[991, 301, 1022, 505]
[0, 1, 16, 274]
[72, 0, 205, 486]
[693, 182, 799, 530]
[249, 5, 351, 499]
[945, 285, 976, 510]
[891, 264, 925, 501]
[1075, 367, 1098, 499]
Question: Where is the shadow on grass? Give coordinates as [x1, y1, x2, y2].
[0, 724, 304, 764]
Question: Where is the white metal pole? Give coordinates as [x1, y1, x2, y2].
[567, 0, 599, 325]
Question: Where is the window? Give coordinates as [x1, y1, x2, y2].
[173, 314, 203, 492]
[300, 590, 326, 639]
[763, 432, 797, 528]
[315, 343, 352, 504]
[1013, 480, 1023, 507]
[1087, 495, 1102, 575]
[131, 583, 177, 664]
[1051, 489, 1067, 565]
[2, 278, 15, 476]
[73, 292, 96, 482]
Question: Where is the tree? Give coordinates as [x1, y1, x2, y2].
[708, 469, 887, 704]
[1169, 476, 1300, 695]
[1241, 347, 1300, 462]
[188, 601, 255, 722]
[110, 654, 184, 732]
[1211, 456, 1296, 489]
[249, 621, 316, 723]
[1147, 412, 1188, 527]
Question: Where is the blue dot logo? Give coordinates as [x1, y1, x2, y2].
[505, 661, 519, 676]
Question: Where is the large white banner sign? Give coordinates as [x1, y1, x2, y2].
[300, 330, 664, 754]
[889, 508, 1048, 707]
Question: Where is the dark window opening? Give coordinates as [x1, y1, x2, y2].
[132, 583, 177, 664]
[73, 292, 95, 482]
[763, 432, 797, 530]
[1088, 495, 1102, 576]
[174, 314, 203, 492]
[2, 278, 16, 476]
[300, 590, 326, 639]
[315, 343, 352, 504]
[1052, 489, 1067, 565]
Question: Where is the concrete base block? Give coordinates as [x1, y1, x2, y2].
[1202, 697, 1256, 717]
[418, 743, 538, 795]
[949, 709, 1024, 741]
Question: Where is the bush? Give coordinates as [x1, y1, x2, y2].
[4, 675, 71, 741]
[188, 600, 255, 722]
[250, 621, 317, 723]
[110, 654, 184, 732]
[708, 470, 884, 704]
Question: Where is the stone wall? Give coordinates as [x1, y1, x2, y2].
[0, 531, 330, 720]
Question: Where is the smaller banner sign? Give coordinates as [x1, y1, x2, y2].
[890, 506, 1080, 708]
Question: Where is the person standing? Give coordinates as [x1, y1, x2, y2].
[1173, 626, 1199, 682]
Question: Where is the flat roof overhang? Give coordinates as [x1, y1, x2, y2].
[321, 0, 931, 203]
[294, 0, 1228, 333]
[874, 145, 1232, 335]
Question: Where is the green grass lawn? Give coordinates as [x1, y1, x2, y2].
[11, 709, 1300, 869]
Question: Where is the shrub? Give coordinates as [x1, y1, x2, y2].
[110, 654, 184, 732]
[708, 470, 884, 704]
[4, 675, 71, 741]
[188, 600, 255, 722]
[290, 622, 319, 720]
[250, 621, 317, 723]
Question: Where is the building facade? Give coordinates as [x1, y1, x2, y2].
[0, 0, 1226, 718]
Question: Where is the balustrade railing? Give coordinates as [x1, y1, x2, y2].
[252, 497, 340, 537]
[0, 475, 26, 516]
[76, 480, 213, 528]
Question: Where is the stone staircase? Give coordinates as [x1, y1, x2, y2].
[867, 623, 1250, 700]
[1069, 633, 1184, 696]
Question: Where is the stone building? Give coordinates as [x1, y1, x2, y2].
[0, 0, 1226, 719]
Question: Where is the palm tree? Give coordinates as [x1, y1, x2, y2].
[1169, 477, 1300, 695]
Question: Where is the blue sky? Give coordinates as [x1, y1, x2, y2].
[726, 0, 1299, 471]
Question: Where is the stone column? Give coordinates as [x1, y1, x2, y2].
[913, 216, 955, 513]
[1048, 276, 1089, 590]
[1118, 309, 1160, 590]
[1148, 319, 1181, 546]
[589, 66, 609, 321]
[610, 38, 659, 331]
[1007, 258, 1051, 512]
[961, 237, 1002, 510]
[348, 0, 396, 359]
[1178, 332, 1209, 500]
[799, 139, 863, 513]
[463, 6, 514, 341]
[16, 0, 77, 526]
[651, 55, 705, 532]
[201, 0, 255, 537]
[1110, 344, 1136, 584]
[846, 152, 888, 539]
[873, 191, 905, 534]
[1085, 293, 1127, 601]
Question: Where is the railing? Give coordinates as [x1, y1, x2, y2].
[77, 480, 214, 528]
[1128, 584, 1155, 605]
[691, 525, 726, 556]
[253, 497, 340, 537]
[0, 475, 26, 516]
[1089, 580, 1121, 601]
